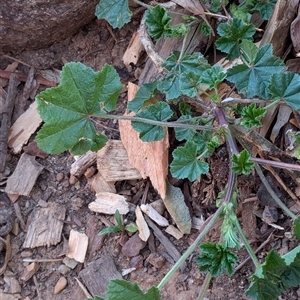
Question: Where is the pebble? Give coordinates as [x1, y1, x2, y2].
[56, 172, 64, 182]
[130, 255, 144, 269]
[20, 251, 33, 258]
[146, 253, 166, 269]
[38, 200, 48, 208]
[71, 197, 83, 210]
[54, 276, 67, 294]
[57, 264, 71, 275]
[69, 174, 78, 185]
[121, 233, 146, 257]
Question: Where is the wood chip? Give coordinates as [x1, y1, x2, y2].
[119, 82, 169, 198]
[135, 205, 150, 242]
[165, 225, 183, 240]
[5, 153, 44, 201]
[8, 102, 42, 154]
[90, 173, 116, 194]
[54, 276, 67, 294]
[79, 255, 122, 298]
[97, 139, 142, 182]
[123, 31, 144, 68]
[66, 230, 88, 263]
[70, 150, 97, 178]
[88, 192, 129, 215]
[23, 202, 66, 248]
[20, 262, 39, 282]
[140, 204, 169, 227]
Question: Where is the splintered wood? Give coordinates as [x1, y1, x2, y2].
[23, 203, 66, 248]
[5, 153, 44, 202]
[66, 230, 88, 263]
[119, 82, 169, 198]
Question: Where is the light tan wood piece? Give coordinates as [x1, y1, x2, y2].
[135, 205, 150, 242]
[5, 153, 44, 202]
[88, 192, 129, 215]
[20, 262, 39, 282]
[90, 173, 116, 194]
[70, 150, 97, 178]
[8, 101, 42, 154]
[66, 230, 88, 263]
[165, 225, 184, 240]
[97, 139, 142, 182]
[119, 82, 169, 198]
[123, 31, 144, 68]
[140, 204, 169, 227]
[23, 202, 66, 248]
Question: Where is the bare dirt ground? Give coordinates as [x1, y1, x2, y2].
[1, 2, 300, 300]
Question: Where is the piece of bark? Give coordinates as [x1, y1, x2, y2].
[8, 101, 42, 154]
[90, 173, 116, 194]
[123, 31, 144, 68]
[163, 182, 191, 234]
[135, 205, 150, 242]
[88, 192, 129, 215]
[119, 82, 169, 198]
[79, 255, 122, 298]
[140, 204, 169, 227]
[66, 230, 88, 263]
[20, 262, 39, 282]
[70, 150, 97, 178]
[0, 73, 18, 173]
[261, 0, 298, 57]
[165, 225, 184, 240]
[0, 235, 11, 276]
[5, 153, 44, 201]
[97, 139, 142, 182]
[23, 202, 66, 248]
[144, 215, 185, 270]
[121, 232, 147, 257]
[23, 140, 48, 159]
[0, 62, 19, 87]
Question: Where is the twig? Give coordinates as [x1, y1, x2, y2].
[23, 258, 63, 263]
[14, 202, 26, 231]
[75, 277, 92, 298]
[33, 275, 42, 300]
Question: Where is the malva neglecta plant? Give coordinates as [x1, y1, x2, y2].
[34, 1, 300, 299]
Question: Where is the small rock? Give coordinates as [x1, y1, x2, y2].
[150, 199, 165, 215]
[69, 174, 78, 185]
[57, 264, 71, 276]
[54, 276, 67, 294]
[38, 200, 48, 208]
[262, 206, 279, 223]
[56, 172, 64, 182]
[122, 233, 146, 257]
[63, 257, 78, 269]
[130, 255, 144, 269]
[71, 197, 83, 210]
[20, 251, 33, 258]
[146, 253, 166, 269]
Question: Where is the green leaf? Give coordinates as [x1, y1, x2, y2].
[239, 39, 259, 64]
[215, 17, 256, 60]
[174, 115, 200, 141]
[98, 225, 123, 236]
[201, 22, 212, 36]
[36, 62, 123, 155]
[131, 102, 173, 141]
[285, 129, 300, 159]
[95, 0, 132, 29]
[241, 103, 266, 128]
[115, 209, 123, 226]
[268, 72, 300, 110]
[125, 223, 138, 233]
[106, 279, 161, 300]
[170, 141, 209, 181]
[88, 296, 104, 300]
[293, 217, 300, 238]
[282, 246, 300, 287]
[227, 43, 284, 99]
[252, 0, 277, 20]
[157, 52, 210, 100]
[195, 242, 239, 277]
[231, 149, 254, 175]
[145, 5, 172, 40]
[127, 82, 158, 113]
[199, 65, 227, 90]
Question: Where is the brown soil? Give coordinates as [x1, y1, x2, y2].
[1, 3, 300, 300]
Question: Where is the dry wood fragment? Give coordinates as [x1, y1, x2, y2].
[0, 73, 18, 173]
[135, 205, 150, 242]
[144, 215, 185, 270]
[97, 139, 142, 182]
[0, 62, 19, 87]
[119, 82, 169, 198]
[192, 216, 205, 230]
[88, 192, 129, 215]
[54, 276, 68, 294]
[8, 101, 43, 154]
[123, 31, 144, 68]
[140, 204, 169, 227]
[165, 225, 184, 240]
[20, 262, 39, 281]
[0, 235, 11, 276]
[66, 230, 88, 263]
[5, 153, 44, 201]
[70, 150, 97, 178]
[90, 173, 116, 194]
[79, 255, 122, 298]
[23, 202, 66, 248]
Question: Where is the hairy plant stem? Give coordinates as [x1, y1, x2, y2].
[95, 113, 217, 131]
[250, 157, 300, 172]
[198, 273, 212, 300]
[133, 0, 152, 9]
[235, 219, 259, 267]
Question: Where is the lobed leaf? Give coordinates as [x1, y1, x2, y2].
[95, 0, 132, 29]
[241, 103, 266, 128]
[231, 149, 254, 175]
